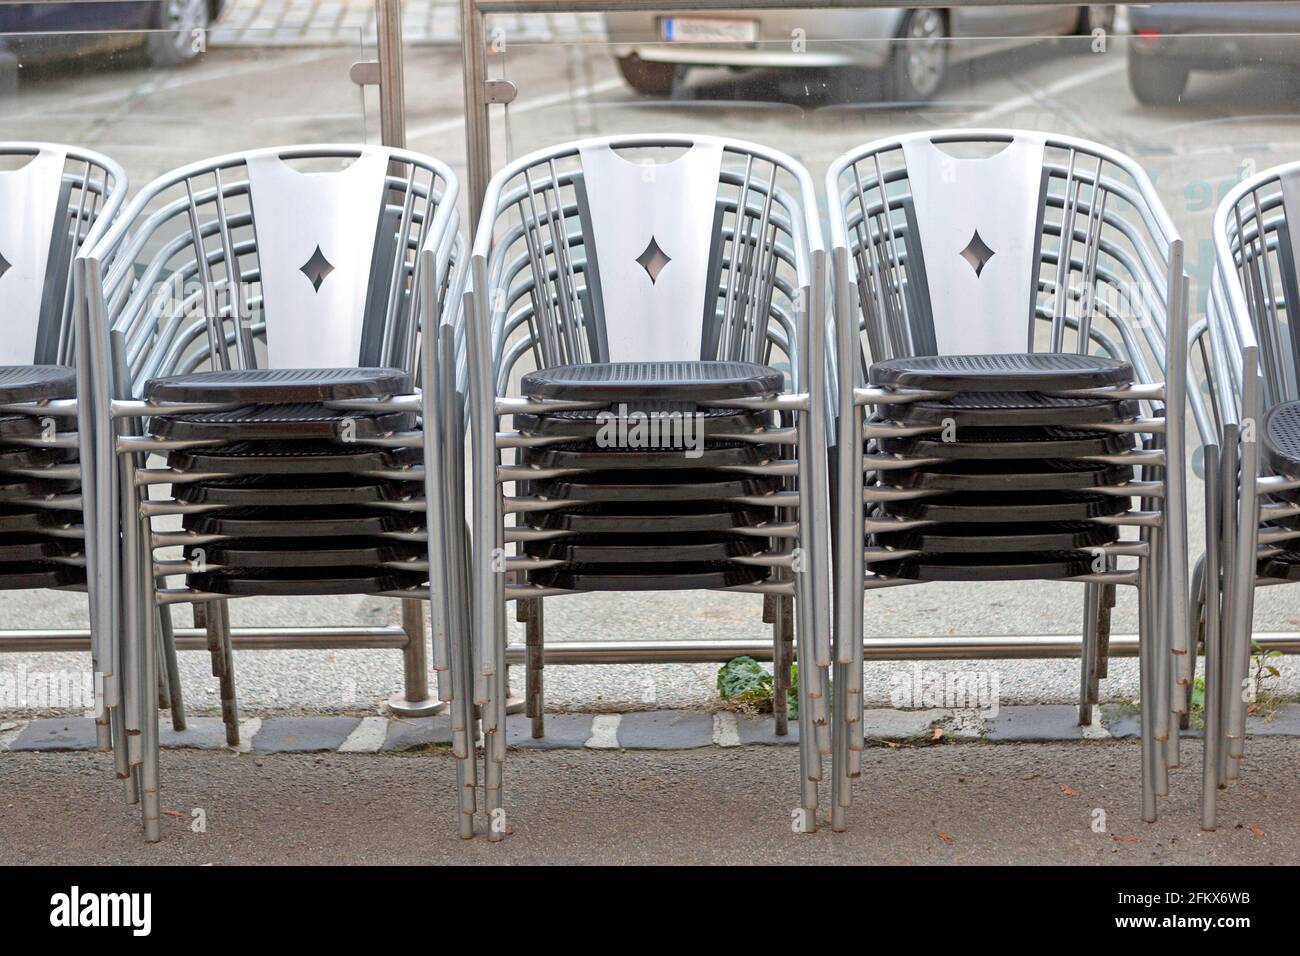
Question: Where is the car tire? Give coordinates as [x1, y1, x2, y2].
[887, 9, 948, 102]
[145, 0, 212, 68]
[617, 54, 679, 96]
[1127, 51, 1189, 106]
[1076, 5, 1116, 35]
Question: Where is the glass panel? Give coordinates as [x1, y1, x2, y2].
[0, 25, 371, 187]
[486, 22, 1300, 644]
[0, 25, 374, 642]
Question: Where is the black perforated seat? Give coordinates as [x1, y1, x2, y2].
[0, 476, 68, 502]
[882, 492, 1129, 523]
[173, 474, 420, 507]
[183, 507, 424, 538]
[890, 459, 1132, 493]
[188, 568, 425, 596]
[0, 365, 77, 403]
[514, 361, 789, 593]
[525, 502, 765, 534]
[890, 392, 1138, 428]
[515, 405, 771, 441]
[522, 361, 783, 401]
[140, 366, 428, 597]
[168, 441, 421, 475]
[530, 561, 767, 591]
[522, 442, 776, 471]
[537, 472, 781, 503]
[1263, 401, 1300, 477]
[145, 367, 410, 403]
[152, 404, 415, 442]
[877, 426, 1134, 460]
[0, 562, 81, 590]
[0, 536, 79, 562]
[875, 521, 1117, 553]
[1258, 551, 1300, 581]
[0, 445, 79, 469]
[0, 414, 48, 440]
[869, 352, 1133, 392]
[0, 366, 85, 590]
[872, 551, 1097, 581]
[523, 533, 764, 563]
[186, 539, 425, 570]
[0, 507, 75, 533]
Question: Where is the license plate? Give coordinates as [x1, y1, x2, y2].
[660, 17, 759, 45]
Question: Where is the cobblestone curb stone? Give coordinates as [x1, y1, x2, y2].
[4, 704, 1297, 753]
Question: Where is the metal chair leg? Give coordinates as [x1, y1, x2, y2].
[1138, 541, 1158, 823]
[205, 600, 238, 747]
[1097, 583, 1115, 679]
[1226, 421, 1259, 782]
[1089, 567, 1114, 707]
[525, 598, 544, 739]
[1200, 458, 1222, 829]
[772, 595, 789, 737]
[158, 604, 185, 732]
[1079, 583, 1100, 725]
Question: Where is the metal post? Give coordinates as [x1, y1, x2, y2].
[375, 1, 453, 719]
[389, 599, 447, 716]
[461, 0, 492, 227]
[375, 0, 407, 148]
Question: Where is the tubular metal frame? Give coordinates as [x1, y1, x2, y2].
[0, 141, 126, 753]
[1201, 159, 1300, 831]
[78, 143, 471, 841]
[827, 129, 1192, 831]
[465, 133, 832, 837]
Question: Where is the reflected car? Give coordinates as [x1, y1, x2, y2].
[0, 1, 223, 69]
[1127, 2, 1300, 104]
[604, 5, 1115, 99]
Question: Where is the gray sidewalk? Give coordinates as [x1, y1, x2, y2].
[5, 741, 1298, 864]
[210, 0, 607, 46]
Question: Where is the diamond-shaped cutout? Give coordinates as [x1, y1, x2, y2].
[0, 252, 10, 281]
[299, 244, 334, 293]
[635, 236, 671, 285]
[959, 230, 995, 278]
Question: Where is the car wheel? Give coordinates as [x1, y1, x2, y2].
[616, 54, 679, 96]
[1077, 5, 1116, 35]
[1127, 51, 1189, 106]
[887, 9, 947, 102]
[145, 0, 211, 68]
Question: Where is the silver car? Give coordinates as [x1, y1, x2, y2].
[605, 5, 1114, 99]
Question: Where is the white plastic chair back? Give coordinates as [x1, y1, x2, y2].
[0, 144, 125, 365]
[1216, 163, 1300, 409]
[246, 149, 392, 368]
[899, 134, 1046, 354]
[828, 129, 1178, 374]
[474, 135, 810, 381]
[577, 141, 724, 362]
[90, 145, 459, 389]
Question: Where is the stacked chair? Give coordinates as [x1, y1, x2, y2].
[465, 134, 831, 837]
[863, 351, 1143, 586]
[828, 130, 1193, 831]
[78, 145, 474, 841]
[0, 142, 125, 749]
[515, 362, 789, 595]
[0, 368, 85, 593]
[1201, 158, 1300, 829]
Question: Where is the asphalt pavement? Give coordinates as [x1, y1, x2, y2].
[3, 739, 1298, 864]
